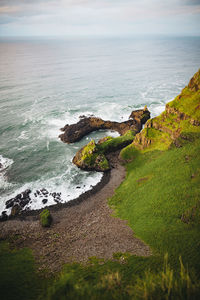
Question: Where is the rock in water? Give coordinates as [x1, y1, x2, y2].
[5, 189, 31, 211]
[59, 108, 150, 143]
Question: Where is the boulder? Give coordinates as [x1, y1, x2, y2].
[5, 189, 31, 210]
[72, 130, 136, 172]
[0, 211, 8, 222]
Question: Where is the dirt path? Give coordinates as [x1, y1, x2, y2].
[0, 152, 150, 273]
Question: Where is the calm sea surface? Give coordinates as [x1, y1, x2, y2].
[0, 37, 200, 214]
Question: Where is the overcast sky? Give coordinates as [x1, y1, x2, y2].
[0, 0, 200, 37]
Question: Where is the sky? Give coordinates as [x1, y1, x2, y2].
[0, 0, 200, 37]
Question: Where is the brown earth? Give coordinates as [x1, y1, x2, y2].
[0, 151, 150, 274]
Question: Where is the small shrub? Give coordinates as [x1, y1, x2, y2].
[40, 209, 52, 227]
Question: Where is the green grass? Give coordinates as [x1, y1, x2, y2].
[110, 134, 200, 275]
[76, 130, 136, 171]
[168, 87, 200, 121]
[0, 241, 48, 300]
[45, 254, 200, 300]
[40, 209, 52, 227]
[97, 130, 136, 153]
[44, 131, 200, 299]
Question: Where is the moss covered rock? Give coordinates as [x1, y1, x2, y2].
[40, 209, 52, 227]
[73, 130, 136, 172]
[73, 140, 110, 172]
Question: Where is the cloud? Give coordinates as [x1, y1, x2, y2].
[0, 0, 199, 36]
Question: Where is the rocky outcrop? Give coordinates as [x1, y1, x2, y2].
[132, 69, 200, 151]
[73, 130, 136, 172]
[72, 140, 110, 172]
[129, 106, 150, 124]
[59, 107, 150, 143]
[188, 69, 200, 92]
[5, 189, 31, 216]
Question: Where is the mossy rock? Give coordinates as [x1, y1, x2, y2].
[40, 209, 52, 227]
[73, 131, 136, 172]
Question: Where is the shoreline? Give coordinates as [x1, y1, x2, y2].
[6, 168, 111, 221]
[0, 150, 151, 272]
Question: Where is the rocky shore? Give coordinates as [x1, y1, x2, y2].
[0, 151, 150, 272]
[62, 107, 150, 172]
[59, 107, 150, 143]
[0, 107, 151, 220]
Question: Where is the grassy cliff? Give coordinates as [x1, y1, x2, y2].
[124, 69, 200, 153]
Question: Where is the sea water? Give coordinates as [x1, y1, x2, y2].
[0, 36, 200, 215]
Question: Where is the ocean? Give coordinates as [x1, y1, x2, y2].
[0, 36, 200, 215]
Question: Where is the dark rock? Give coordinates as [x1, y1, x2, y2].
[5, 198, 15, 209]
[20, 199, 30, 208]
[0, 211, 8, 222]
[76, 186, 81, 189]
[21, 189, 31, 199]
[5, 189, 31, 211]
[42, 199, 48, 204]
[0, 163, 3, 169]
[41, 188, 48, 195]
[129, 106, 150, 124]
[59, 108, 150, 143]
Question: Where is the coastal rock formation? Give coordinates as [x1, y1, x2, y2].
[5, 189, 31, 216]
[132, 69, 200, 151]
[73, 140, 110, 172]
[73, 130, 137, 172]
[59, 107, 150, 143]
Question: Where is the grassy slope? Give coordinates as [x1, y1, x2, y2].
[45, 71, 200, 299]
[112, 136, 200, 273]
[113, 70, 200, 276]
[0, 241, 48, 300]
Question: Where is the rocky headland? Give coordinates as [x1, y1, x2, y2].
[60, 107, 150, 172]
[128, 69, 200, 151]
[59, 107, 150, 143]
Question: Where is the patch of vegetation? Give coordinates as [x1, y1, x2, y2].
[181, 201, 200, 225]
[0, 241, 48, 300]
[40, 209, 52, 227]
[120, 143, 139, 162]
[45, 254, 200, 300]
[97, 130, 136, 153]
[110, 133, 200, 274]
[129, 254, 200, 300]
[75, 130, 136, 171]
[168, 87, 200, 121]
